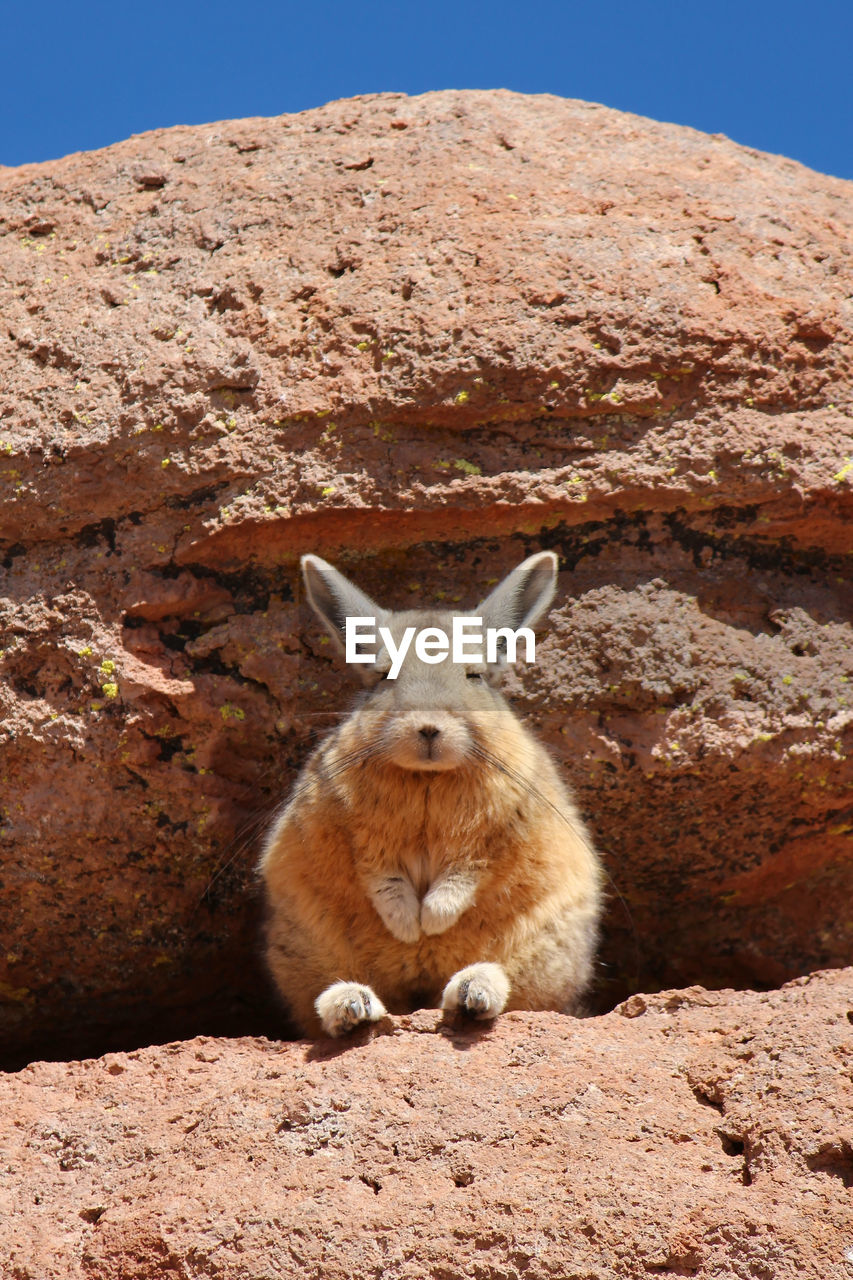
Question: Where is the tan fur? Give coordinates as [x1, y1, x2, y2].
[259, 554, 603, 1037]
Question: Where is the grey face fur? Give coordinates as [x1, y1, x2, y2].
[300, 551, 559, 771]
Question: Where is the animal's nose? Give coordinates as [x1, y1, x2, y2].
[419, 725, 441, 743]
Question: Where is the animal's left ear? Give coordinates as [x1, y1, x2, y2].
[476, 551, 559, 633]
[301, 554, 389, 660]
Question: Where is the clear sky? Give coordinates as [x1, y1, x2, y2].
[1, 0, 851, 181]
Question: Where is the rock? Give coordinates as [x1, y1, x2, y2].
[1, 969, 851, 1279]
[0, 90, 851, 1064]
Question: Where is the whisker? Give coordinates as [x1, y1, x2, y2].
[469, 742, 640, 986]
[197, 742, 380, 907]
[259, 742, 381, 822]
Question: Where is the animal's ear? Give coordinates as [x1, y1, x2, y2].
[301, 555, 388, 660]
[476, 551, 559, 669]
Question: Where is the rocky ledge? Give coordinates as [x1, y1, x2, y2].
[1, 969, 851, 1279]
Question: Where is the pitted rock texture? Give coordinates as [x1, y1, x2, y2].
[1, 970, 851, 1279]
[0, 90, 852, 1063]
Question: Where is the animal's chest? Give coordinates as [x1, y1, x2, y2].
[389, 821, 450, 896]
[399, 849, 437, 898]
[347, 786, 464, 894]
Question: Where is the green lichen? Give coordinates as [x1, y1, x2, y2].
[453, 459, 481, 475]
[219, 703, 245, 723]
[0, 981, 32, 1004]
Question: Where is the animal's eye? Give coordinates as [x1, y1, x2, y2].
[466, 672, 483, 681]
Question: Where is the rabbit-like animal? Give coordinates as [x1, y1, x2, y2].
[259, 551, 603, 1037]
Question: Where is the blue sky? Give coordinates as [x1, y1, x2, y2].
[1, 0, 851, 180]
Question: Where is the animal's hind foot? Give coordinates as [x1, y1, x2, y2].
[441, 962, 510, 1021]
[315, 981, 387, 1037]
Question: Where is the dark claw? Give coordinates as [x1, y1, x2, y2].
[455, 979, 488, 1017]
[468, 987, 488, 1014]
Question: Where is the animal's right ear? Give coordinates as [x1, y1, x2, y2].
[301, 555, 388, 661]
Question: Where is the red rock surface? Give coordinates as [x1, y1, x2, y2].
[0, 91, 851, 1064]
[1, 969, 851, 1279]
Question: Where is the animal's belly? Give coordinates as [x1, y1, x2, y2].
[359, 918, 506, 1008]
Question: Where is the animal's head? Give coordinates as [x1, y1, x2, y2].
[301, 551, 558, 772]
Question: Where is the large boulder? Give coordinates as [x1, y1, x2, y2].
[1, 970, 851, 1278]
[0, 90, 851, 1064]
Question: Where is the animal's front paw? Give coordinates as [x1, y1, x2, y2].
[441, 963, 510, 1021]
[420, 873, 477, 935]
[369, 876, 421, 944]
[420, 895, 462, 936]
[315, 982, 387, 1037]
